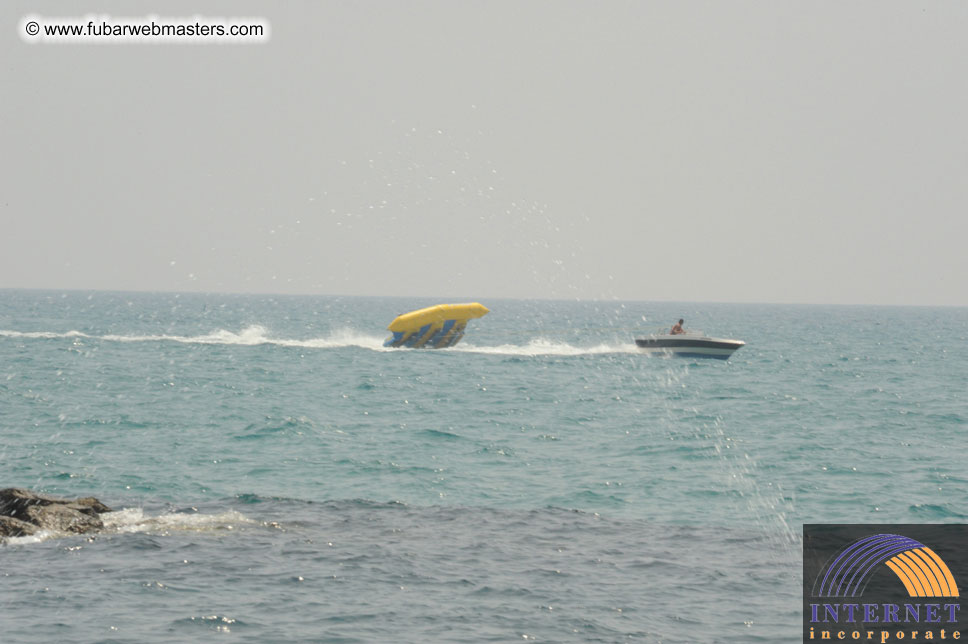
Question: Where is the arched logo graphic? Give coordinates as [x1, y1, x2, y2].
[815, 533, 960, 598]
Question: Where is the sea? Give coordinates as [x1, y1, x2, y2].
[1, 290, 966, 643]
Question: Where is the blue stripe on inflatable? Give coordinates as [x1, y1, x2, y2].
[446, 321, 467, 347]
[404, 324, 432, 347]
[429, 319, 456, 348]
[384, 331, 406, 347]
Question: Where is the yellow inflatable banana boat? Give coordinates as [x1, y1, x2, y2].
[384, 303, 489, 348]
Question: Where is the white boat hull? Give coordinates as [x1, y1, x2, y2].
[634, 335, 745, 360]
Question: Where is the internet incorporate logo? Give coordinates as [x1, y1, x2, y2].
[804, 525, 965, 643]
[816, 534, 959, 599]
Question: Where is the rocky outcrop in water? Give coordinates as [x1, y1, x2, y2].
[0, 488, 112, 538]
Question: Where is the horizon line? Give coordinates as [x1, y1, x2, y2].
[1, 286, 966, 310]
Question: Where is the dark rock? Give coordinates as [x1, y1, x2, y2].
[70, 497, 113, 515]
[24, 504, 104, 533]
[0, 488, 112, 539]
[0, 515, 39, 538]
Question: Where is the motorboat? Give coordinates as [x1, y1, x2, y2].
[634, 331, 745, 360]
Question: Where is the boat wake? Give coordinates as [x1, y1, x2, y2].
[0, 326, 389, 351]
[0, 327, 640, 357]
[457, 339, 639, 357]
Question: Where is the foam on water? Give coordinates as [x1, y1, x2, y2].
[456, 338, 640, 356]
[0, 329, 89, 340]
[1, 508, 257, 547]
[0, 326, 640, 356]
[0, 326, 390, 350]
[1, 530, 59, 547]
[101, 507, 257, 535]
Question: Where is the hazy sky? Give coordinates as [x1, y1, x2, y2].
[3, 1, 967, 305]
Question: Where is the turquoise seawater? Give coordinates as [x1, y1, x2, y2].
[1, 290, 966, 642]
